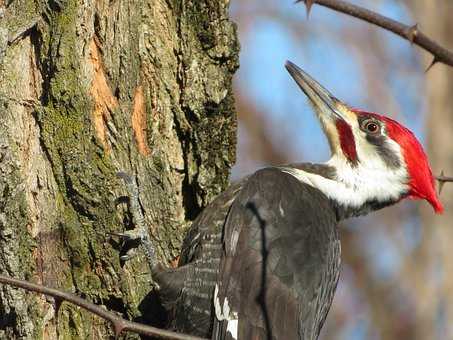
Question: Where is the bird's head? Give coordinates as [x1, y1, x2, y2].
[285, 60, 442, 215]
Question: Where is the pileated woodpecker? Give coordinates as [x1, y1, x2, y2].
[117, 61, 442, 340]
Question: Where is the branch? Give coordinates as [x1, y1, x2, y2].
[0, 274, 206, 340]
[297, 0, 453, 69]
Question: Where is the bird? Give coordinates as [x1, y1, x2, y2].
[117, 60, 443, 340]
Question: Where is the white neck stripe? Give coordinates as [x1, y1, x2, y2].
[281, 156, 408, 211]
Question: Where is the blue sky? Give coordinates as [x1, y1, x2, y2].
[231, 0, 426, 171]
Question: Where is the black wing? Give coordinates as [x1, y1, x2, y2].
[156, 179, 246, 337]
[213, 168, 340, 340]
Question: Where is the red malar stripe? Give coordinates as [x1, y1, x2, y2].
[335, 120, 358, 165]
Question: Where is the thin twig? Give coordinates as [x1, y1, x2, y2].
[0, 274, 206, 340]
[297, 0, 453, 68]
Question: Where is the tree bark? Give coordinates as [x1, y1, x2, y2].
[0, 0, 239, 339]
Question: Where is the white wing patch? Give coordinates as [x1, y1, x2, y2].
[214, 284, 239, 339]
[226, 319, 239, 339]
[214, 284, 230, 321]
[278, 201, 285, 216]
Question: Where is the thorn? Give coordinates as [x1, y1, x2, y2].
[295, 0, 315, 19]
[113, 320, 126, 339]
[438, 181, 445, 195]
[405, 24, 418, 44]
[305, 0, 315, 18]
[438, 170, 446, 195]
[425, 56, 438, 73]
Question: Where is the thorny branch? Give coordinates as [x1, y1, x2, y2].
[0, 274, 207, 340]
[436, 171, 453, 194]
[298, 0, 453, 69]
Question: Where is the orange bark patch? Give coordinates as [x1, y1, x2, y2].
[169, 256, 180, 268]
[89, 39, 118, 151]
[131, 85, 151, 156]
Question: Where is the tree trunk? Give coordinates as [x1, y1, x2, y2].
[0, 0, 239, 338]
[405, 2, 453, 339]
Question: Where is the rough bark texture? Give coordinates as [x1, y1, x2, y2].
[0, 0, 239, 339]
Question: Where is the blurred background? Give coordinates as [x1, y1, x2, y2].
[230, 1, 453, 339]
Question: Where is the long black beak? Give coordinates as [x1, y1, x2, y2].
[285, 60, 347, 123]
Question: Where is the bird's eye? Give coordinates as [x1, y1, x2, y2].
[362, 120, 381, 134]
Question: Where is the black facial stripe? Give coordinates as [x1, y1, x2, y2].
[365, 134, 401, 169]
[285, 163, 337, 180]
[334, 194, 408, 220]
[357, 115, 401, 169]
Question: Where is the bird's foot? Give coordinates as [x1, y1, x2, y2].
[116, 172, 159, 270]
[110, 229, 144, 261]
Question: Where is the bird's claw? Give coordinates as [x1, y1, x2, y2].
[120, 248, 139, 261]
[116, 170, 159, 270]
[111, 229, 146, 242]
[116, 171, 133, 184]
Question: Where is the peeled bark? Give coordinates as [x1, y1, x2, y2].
[0, 0, 239, 338]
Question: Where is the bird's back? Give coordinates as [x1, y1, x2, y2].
[213, 167, 340, 340]
[154, 167, 340, 340]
